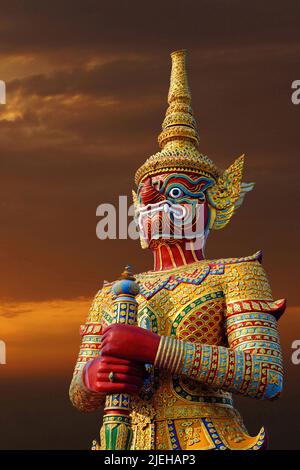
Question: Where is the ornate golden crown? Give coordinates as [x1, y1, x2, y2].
[134, 50, 220, 185]
[134, 50, 254, 230]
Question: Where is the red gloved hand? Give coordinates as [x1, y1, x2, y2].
[101, 324, 160, 364]
[83, 355, 145, 395]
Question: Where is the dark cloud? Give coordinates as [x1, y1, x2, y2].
[0, 1, 299, 56]
[8, 58, 166, 100]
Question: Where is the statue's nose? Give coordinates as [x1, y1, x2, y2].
[139, 177, 165, 205]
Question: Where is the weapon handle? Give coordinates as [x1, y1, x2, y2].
[101, 265, 139, 450]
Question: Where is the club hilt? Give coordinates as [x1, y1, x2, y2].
[101, 265, 139, 450]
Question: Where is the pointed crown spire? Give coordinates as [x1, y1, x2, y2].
[135, 49, 220, 185]
[158, 49, 200, 149]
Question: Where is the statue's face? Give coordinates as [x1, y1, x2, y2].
[136, 171, 215, 248]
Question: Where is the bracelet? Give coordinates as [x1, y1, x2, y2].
[154, 336, 195, 374]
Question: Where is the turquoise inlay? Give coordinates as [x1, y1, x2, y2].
[138, 306, 158, 333]
[180, 343, 195, 375]
[226, 311, 277, 325]
[102, 309, 113, 324]
[264, 371, 282, 399]
[160, 173, 214, 199]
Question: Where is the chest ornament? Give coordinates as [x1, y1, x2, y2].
[137, 263, 224, 300]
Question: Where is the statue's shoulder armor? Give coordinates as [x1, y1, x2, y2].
[209, 250, 263, 272]
[214, 250, 286, 320]
[214, 249, 267, 289]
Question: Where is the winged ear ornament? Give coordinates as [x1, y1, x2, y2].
[206, 155, 255, 230]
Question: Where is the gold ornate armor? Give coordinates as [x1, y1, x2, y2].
[69, 50, 285, 450]
[70, 251, 285, 449]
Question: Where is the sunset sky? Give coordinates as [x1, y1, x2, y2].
[0, 0, 299, 449]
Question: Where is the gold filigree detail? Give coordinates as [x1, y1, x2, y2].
[69, 375, 105, 412]
[222, 260, 273, 303]
[178, 420, 202, 445]
[130, 397, 156, 450]
[207, 155, 255, 230]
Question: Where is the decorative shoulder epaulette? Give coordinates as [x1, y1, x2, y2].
[226, 298, 286, 321]
[209, 250, 263, 269]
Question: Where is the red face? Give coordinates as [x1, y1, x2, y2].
[136, 171, 214, 248]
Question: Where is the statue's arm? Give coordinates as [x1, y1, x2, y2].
[155, 260, 286, 400]
[155, 313, 283, 400]
[69, 289, 105, 412]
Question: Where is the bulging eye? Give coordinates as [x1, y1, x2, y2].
[169, 187, 184, 198]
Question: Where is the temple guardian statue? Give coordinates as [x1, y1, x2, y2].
[70, 50, 285, 450]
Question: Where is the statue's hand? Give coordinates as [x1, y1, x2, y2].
[101, 324, 160, 364]
[83, 355, 145, 395]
